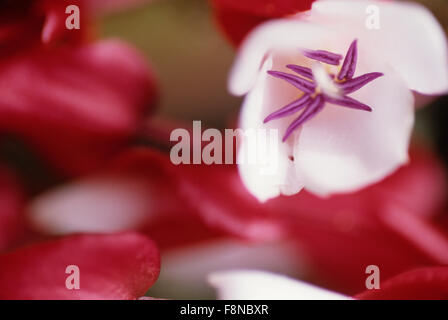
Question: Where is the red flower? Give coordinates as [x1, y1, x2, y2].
[1, 0, 86, 55]
[210, 0, 315, 46]
[0, 0, 158, 175]
[0, 232, 160, 300]
[0, 0, 151, 53]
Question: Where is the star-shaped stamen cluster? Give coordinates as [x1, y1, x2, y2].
[265, 40, 383, 142]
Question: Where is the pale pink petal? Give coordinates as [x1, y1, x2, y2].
[229, 19, 336, 95]
[28, 177, 151, 235]
[238, 57, 304, 201]
[209, 270, 350, 300]
[295, 61, 414, 195]
[311, 0, 448, 95]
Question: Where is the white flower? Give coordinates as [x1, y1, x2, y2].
[230, 0, 448, 201]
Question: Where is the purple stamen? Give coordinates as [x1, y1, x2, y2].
[302, 49, 343, 66]
[339, 72, 383, 94]
[264, 94, 311, 123]
[267, 71, 316, 94]
[324, 95, 372, 112]
[338, 40, 358, 80]
[265, 39, 380, 142]
[286, 65, 314, 80]
[282, 96, 325, 142]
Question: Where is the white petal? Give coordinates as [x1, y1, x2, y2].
[28, 177, 150, 235]
[237, 58, 303, 202]
[209, 270, 350, 300]
[229, 19, 336, 96]
[296, 62, 414, 196]
[312, 0, 448, 95]
[151, 241, 303, 299]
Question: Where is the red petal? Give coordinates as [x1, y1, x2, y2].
[356, 267, 448, 300]
[212, 6, 268, 47]
[211, 0, 315, 46]
[40, 3, 81, 45]
[0, 232, 160, 300]
[277, 195, 440, 294]
[373, 145, 447, 218]
[0, 165, 26, 251]
[211, 0, 315, 18]
[0, 40, 158, 175]
[107, 148, 228, 250]
[173, 164, 284, 241]
[0, 1, 86, 53]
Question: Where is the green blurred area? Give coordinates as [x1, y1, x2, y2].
[101, 0, 242, 129]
